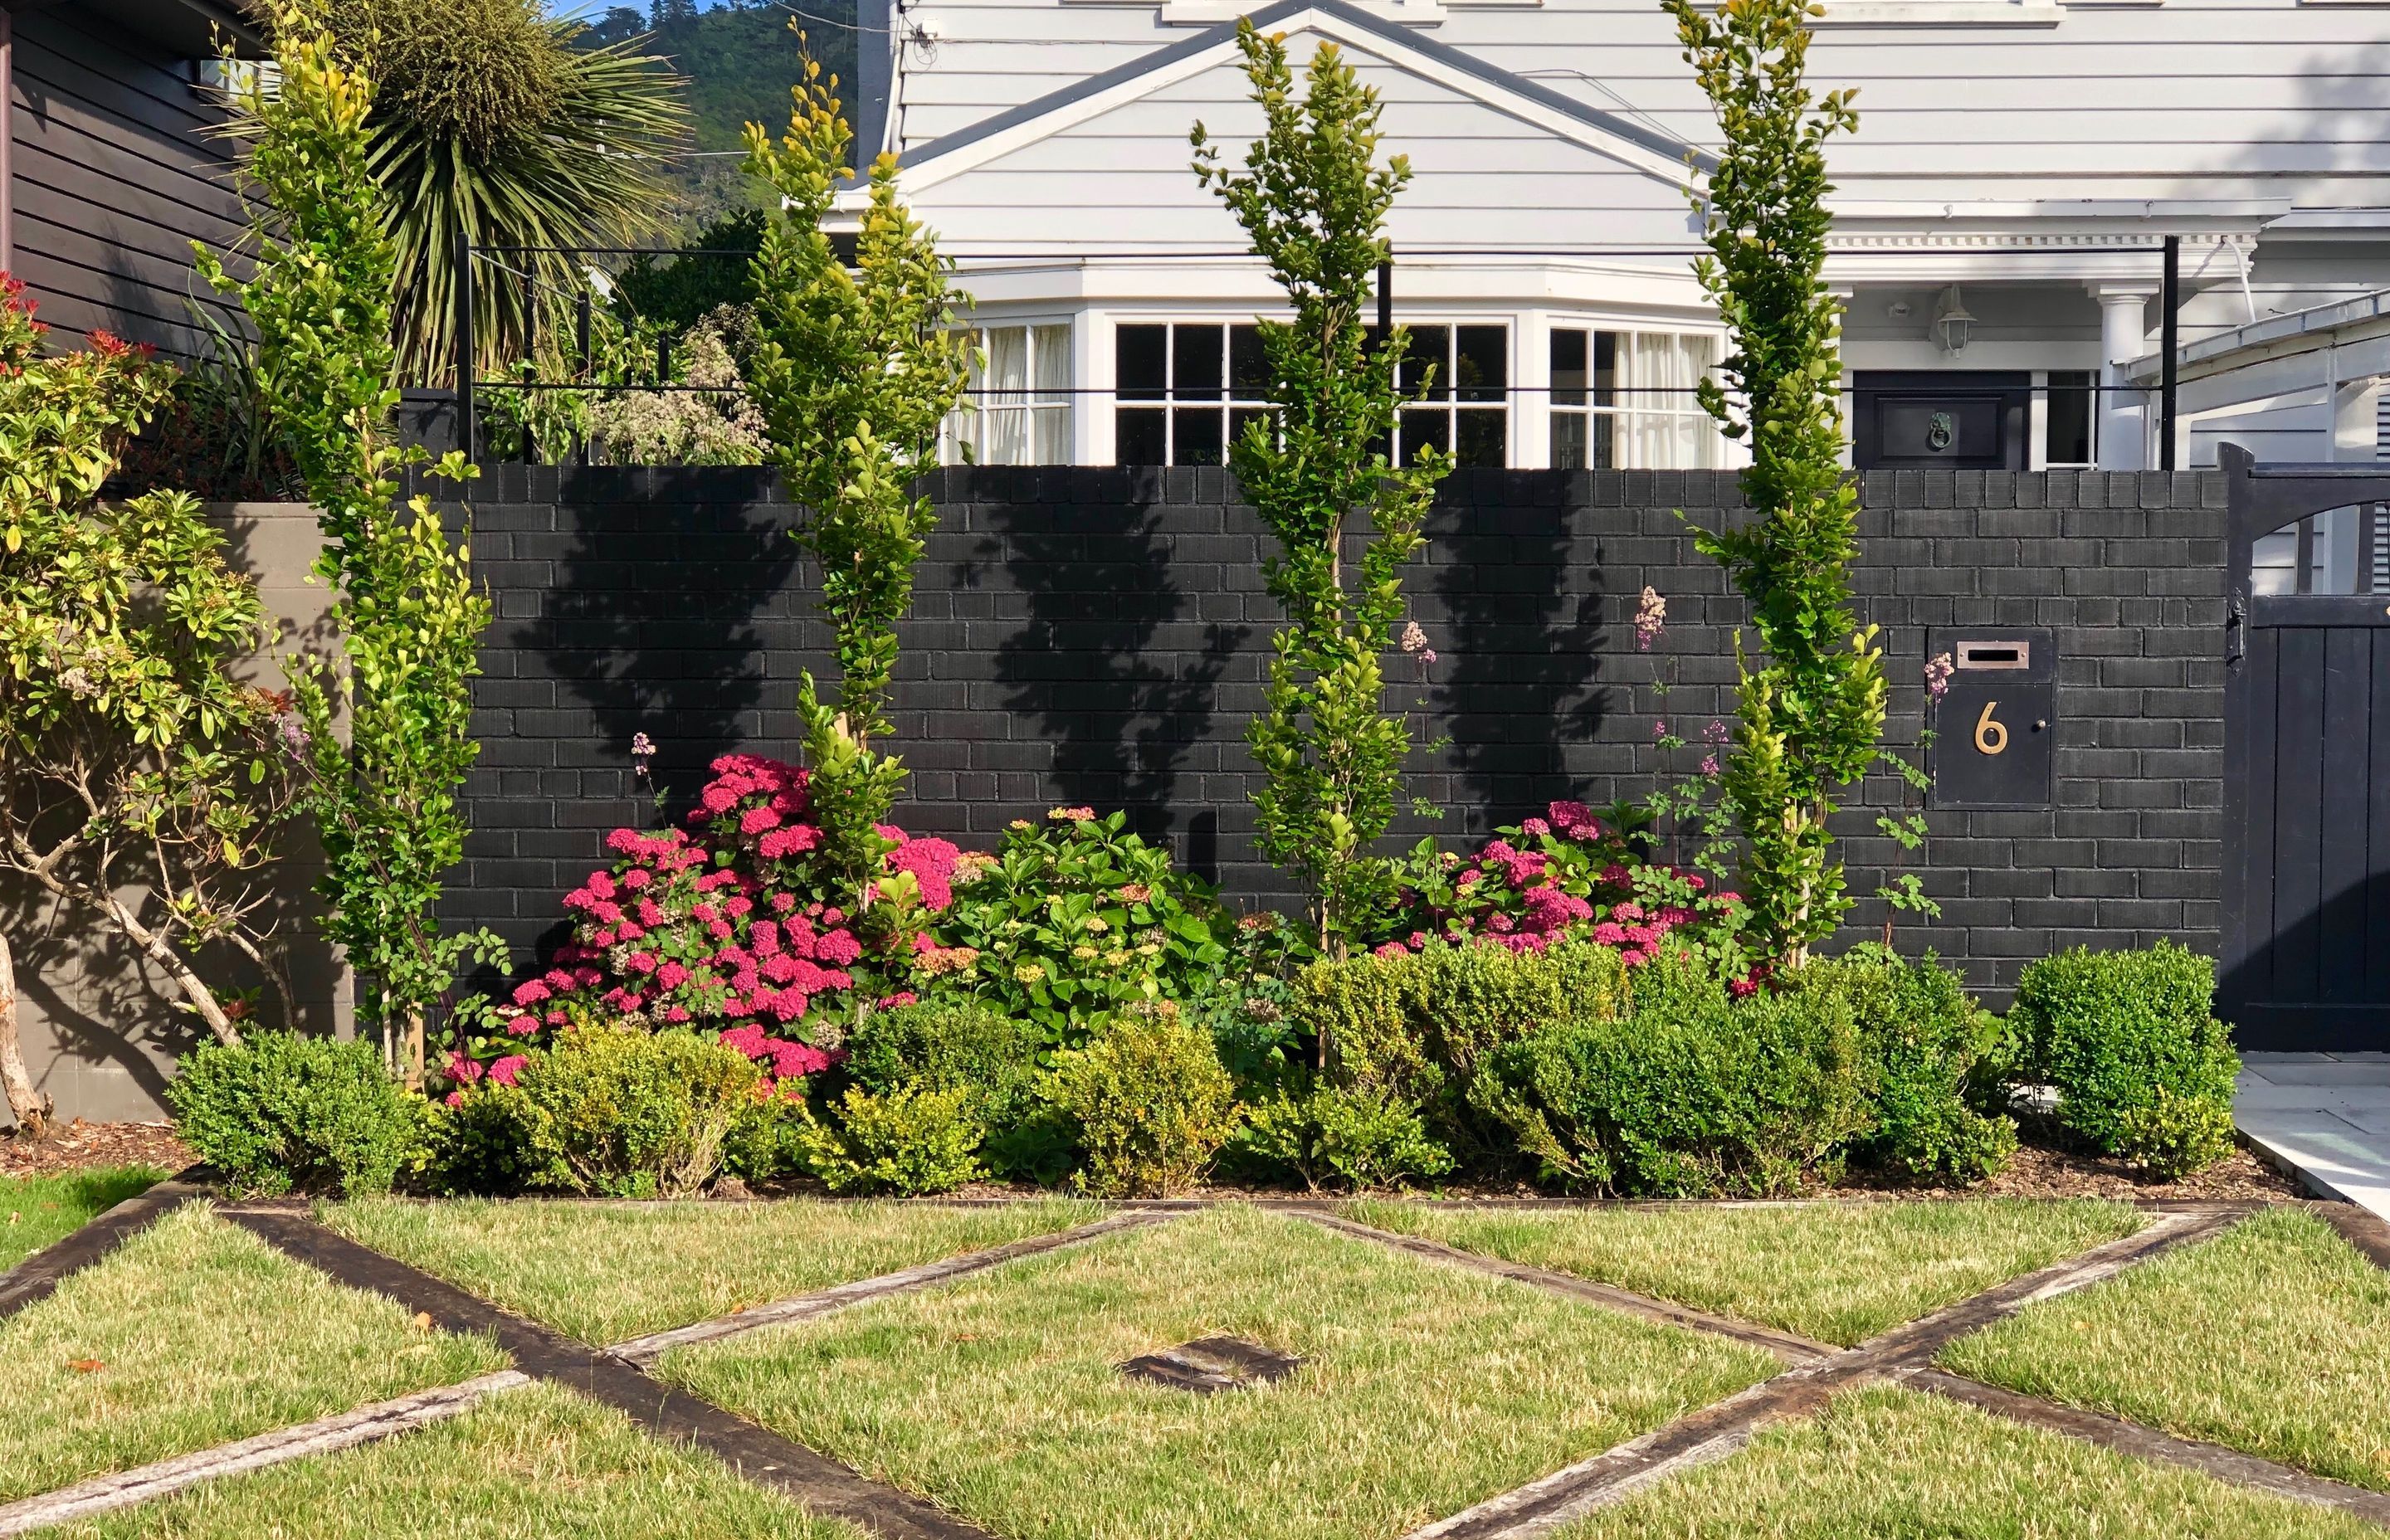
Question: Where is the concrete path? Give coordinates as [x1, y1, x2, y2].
[2235, 1054, 2390, 1222]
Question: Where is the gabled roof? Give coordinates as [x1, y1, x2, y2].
[876, 0, 1713, 199]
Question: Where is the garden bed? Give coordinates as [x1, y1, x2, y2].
[1, 1123, 191, 1179]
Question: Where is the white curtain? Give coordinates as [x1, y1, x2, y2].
[1032, 324, 1072, 464]
[1616, 333, 1718, 469]
[981, 325, 1032, 465]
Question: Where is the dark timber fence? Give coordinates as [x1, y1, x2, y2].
[437, 464, 2227, 1005]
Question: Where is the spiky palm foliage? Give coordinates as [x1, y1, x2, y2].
[276, 0, 690, 387]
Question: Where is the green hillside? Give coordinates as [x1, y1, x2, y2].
[583, 0, 861, 225]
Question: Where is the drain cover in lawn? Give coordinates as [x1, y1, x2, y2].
[660, 1206, 1778, 1540]
[1119, 1334, 1302, 1393]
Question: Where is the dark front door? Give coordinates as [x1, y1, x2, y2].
[2219, 445, 2390, 1050]
[1852, 371, 2029, 471]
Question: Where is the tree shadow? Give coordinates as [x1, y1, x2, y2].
[979, 476, 1248, 875]
[1423, 471, 1611, 840]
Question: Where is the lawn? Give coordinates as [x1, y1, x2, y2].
[54, 1380, 869, 1540]
[1343, 1197, 2146, 1346]
[1556, 1384, 2382, 1539]
[662, 1205, 1778, 1540]
[0, 1167, 165, 1272]
[1941, 1206, 2390, 1491]
[0, 1203, 506, 1502]
[321, 1194, 1105, 1344]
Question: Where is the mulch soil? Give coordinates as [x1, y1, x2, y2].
[0, 1121, 2305, 1203]
[0, 1121, 193, 1179]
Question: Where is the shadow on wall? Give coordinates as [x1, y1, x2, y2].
[979, 482, 1249, 880]
[539, 468, 805, 809]
[1427, 479, 1612, 833]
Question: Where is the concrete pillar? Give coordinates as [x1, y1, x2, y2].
[2090, 285, 2154, 470]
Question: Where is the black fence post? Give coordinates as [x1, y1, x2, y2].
[2160, 235, 2180, 471]
[454, 226, 476, 464]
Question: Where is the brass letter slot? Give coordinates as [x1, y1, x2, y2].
[1955, 641, 2029, 671]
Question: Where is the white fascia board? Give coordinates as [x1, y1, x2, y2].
[851, 9, 1702, 206]
[939, 255, 1713, 314]
[1828, 198, 2288, 235]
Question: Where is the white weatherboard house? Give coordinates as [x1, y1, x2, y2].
[840, 0, 2390, 551]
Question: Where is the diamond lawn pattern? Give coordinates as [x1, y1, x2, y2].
[661, 1206, 1779, 1540]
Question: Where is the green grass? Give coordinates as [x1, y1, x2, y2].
[0, 1204, 506, 1502]
[1556, 1384, 2382, 1539]
[664, 1205, 1778, 1540]
[56, 1381, 866, 1539]
[0, 1167, 164, 1271]
[320, 1195, 1105, 1345]
[1344, 1198, 2146, 1347]
[1941, 1206, 2390, 1491]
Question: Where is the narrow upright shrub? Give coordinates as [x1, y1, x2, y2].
[1193, 22, 1449, 959]
[1664, 0, 1886, 965]
[168, 1033, 432, 1196]
[1049, 1004, 1241, 1196]
[2010, 942, 2238, 1177]
[204, 18, 500, 1079]
[743, 47, 972, 915]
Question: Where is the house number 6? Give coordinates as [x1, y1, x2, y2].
[1973, 700, 2009, 755]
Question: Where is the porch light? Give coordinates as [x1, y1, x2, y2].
[1932, 286, 1976, 356]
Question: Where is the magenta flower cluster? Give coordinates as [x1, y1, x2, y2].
[1387, 799, 1744, 970]
[461, 754, 960, 1087]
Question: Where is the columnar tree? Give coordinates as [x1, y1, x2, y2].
[742, 50, 972, 915]
[203, 17, 500, 1080]
[1664, 0, 1886, 967]
[1193, 22, 1448, 958]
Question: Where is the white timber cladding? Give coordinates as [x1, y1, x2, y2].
[871, 0, 2390, 465]
[898, 0, 2390, 205]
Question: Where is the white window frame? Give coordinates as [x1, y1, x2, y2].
[942, 320, 1075, 466]
[1543, 322, 1729, 470]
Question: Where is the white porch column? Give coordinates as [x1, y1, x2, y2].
[2090, 285, 2153, 470]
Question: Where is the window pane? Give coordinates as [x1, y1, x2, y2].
[1032, 326, 1072, 464]
[1552, 329, 1588, 407]
[1230, 324, 1269, 398]
[1173, 324, 1224, 402]
[1456, 326, 1506, 404]
[1594, 331, 1617, 409]
[1551, 410, 1587, 470]
[1118, 325, 1167, 401]
[1593, 412, 1614, 470]
[1456, 408, 1505, 468]
[1403, 325, 1449, 400]
[1173, 407, 1224, 465]
[1116, 407, 1165, 465]
[1228, 405, 1272, 452]
[2045, 368, 2094, 465]
[1401, 407, 1449, 459]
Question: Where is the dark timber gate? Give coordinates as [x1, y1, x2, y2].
[2219, 444, 2390, 1050]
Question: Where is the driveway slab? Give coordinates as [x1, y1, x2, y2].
[2236, 1055, 2390, 1223]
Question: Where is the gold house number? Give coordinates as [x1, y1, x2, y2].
[1973, 700, 2009, 755]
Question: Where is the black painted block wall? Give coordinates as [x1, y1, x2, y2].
[442, 462, 2227, 1004]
